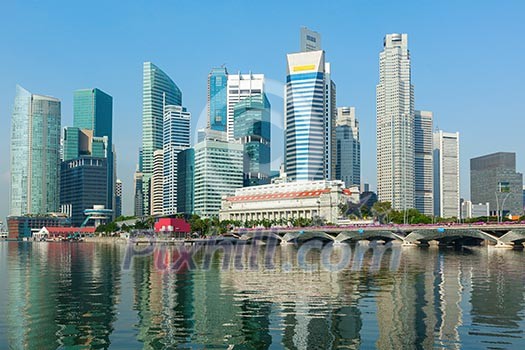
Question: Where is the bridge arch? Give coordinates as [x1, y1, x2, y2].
[335, 230, 406, 243]
[282, 231, 335, 244]
[239, 231, 283, 243]
[405, 229, 499, 245]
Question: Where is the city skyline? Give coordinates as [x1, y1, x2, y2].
[1, 1, 524, 220]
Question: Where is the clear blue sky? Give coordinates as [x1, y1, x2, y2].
[1, 0, 524, 221]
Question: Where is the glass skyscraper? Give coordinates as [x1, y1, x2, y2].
[335, 107, 360, 188]
[73, 88, 114, 212]
[177, 148, 195, 215]
[208, 67, 228, 132]
[233, 94, 271, 186]
[142, 62, 182, 215]
[10, 85, 61, 216]
[163, 105, 191, 215]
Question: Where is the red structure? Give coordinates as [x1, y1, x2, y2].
[154, 218, 191, 234]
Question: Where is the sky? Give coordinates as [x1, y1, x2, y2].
[1, 0, 524, 222]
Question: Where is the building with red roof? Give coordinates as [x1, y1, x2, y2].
[220, 180, 359, 224]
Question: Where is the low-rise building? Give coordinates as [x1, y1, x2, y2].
[219, 180, 358, 224]
[7, 214, 70, 240]
[461, 201, 490, 219]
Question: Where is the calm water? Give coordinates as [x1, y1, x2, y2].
[0, 241, 524, 349]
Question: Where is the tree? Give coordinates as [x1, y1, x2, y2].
[372, 201, 392, 224]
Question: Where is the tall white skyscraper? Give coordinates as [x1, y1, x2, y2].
[336, 107, 360, 188]
[162, 105, 191, 215]
[226, 73, 264, 141]
[376, 33, 415, 210]
[414, 110, 434, 215]
[433, 131, 460, 218]
[285, 28, 336, 181]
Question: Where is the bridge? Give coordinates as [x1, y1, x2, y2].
[236, 224, 525, 248]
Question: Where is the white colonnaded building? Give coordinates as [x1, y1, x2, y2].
[219, 180, 359, 224]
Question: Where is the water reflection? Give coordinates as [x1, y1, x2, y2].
[3, 242, 525, 349]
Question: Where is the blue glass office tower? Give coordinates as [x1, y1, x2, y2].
[73, 88, 114, 212]
[233, 94, 271, 186]
[285, 50, 336, 181]
[142, 62, 182, 215]
[10, 85, 61, 215]
[208, 67, 228, 132]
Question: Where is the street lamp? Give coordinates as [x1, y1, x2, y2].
[495, 181, 512, 223]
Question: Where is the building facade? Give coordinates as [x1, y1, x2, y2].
[163, 105, 191, 215]
[194, 137, 243, 218]
[461, 201, 490, 219]
[142, 62, 182, 215]
[219, 180, 358, 224]
[233, 94, 271, 186]
[10, 85, 61, 216]
[414, 110, 433, 215]
[336, 107, 360, 188]
[285, 46, 336, 181]
[177, 148, 195, 215]
[73, 88, 114, 213]
[7, 214, 69, 240]
[60, 157, 108, 226]
[433, 131, 460, 218]
[376, 33, 415, 211]
[150, 149, 164, 216]
[133, 170, 144, 217]
[208, 67, 228, 132]
[470, 152, 523, 217]
[226, 72, 265, 141]
[300, 27, 321, 52]
[115, 179, 122, 218]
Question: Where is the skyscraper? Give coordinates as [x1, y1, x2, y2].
[115, 179, 122, 218]
[226, 73, 265, 142]
[163, 105, 191, 215]
[150, 149, 164, 216]
[177, 148, 195, 215]
[208, 67, 228, 132]
[233, 94, 271, 187]
[60, 157, 108, 226]
[376, 33, 415, 211]
[10, 85, 61, 216]
[414, 110, 433, 215]
[194, 135, 243, 218]
[134, 169, 144, 217]
[300, 27, 321, 52]
[336, 107, 360, 188]
[142, 62, 182, 215]
[470, 152, 523, 217]
[285, 40, 336, 181]
[73, 88, 114, 213]
[433, 131, 460, 218]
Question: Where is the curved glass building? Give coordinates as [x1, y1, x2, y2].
[142, 62, 182, 214]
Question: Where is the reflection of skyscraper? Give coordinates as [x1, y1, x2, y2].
[142, 62, 182, 215]
[10, 85, 61, 216]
